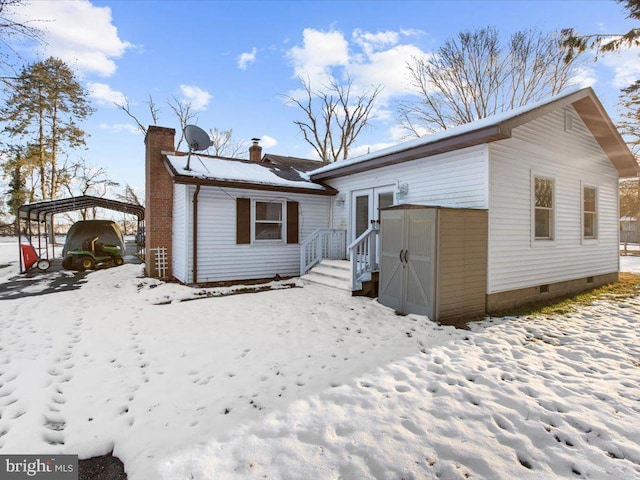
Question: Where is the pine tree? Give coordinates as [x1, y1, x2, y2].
[1, 57, 94, 200]
[561, 0, 639, 62]
[1, 145, 33, 224]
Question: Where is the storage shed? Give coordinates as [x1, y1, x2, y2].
[378, 205, 487, 326]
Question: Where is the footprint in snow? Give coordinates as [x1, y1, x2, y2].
[401, 419, 425, 436]
[42, 431, 64, 446]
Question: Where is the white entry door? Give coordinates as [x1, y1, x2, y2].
[351, 186, 395, 241]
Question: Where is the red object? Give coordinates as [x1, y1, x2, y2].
[21, 244, 38, 270]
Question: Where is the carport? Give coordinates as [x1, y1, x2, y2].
[17, 195, 145, 273]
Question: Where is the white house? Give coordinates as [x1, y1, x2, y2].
[144, 87, 638, 322]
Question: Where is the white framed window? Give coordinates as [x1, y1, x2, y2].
[533, 174, 555, 241]
[582, 185, 598, 240]
[253, 200, 284, 242]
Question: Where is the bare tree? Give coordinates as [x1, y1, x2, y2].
[618, 80, 640, 156]
[0, 0, 44, 74]
[115, 94, 250, 158]
[284, 76, 382, 162]
[397, 27, 579, 137]
[208, 127, 247, 158]
[168, 95, 196, 150]
[116, 183, 143, 206]
[60, 159, 119, 219]
[115, 95, 160, 136]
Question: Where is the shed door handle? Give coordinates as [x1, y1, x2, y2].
[403, 250, 409, 263]
[399, 249, 404, 263]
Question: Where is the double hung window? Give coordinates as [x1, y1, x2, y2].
[534, 176, 554, 240]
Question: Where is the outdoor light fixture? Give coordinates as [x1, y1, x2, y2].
[396, 181, 409, 197]
[335, 194, 346, 207]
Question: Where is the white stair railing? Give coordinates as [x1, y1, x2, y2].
[347, 226, 379, 291]
[300, 229, 347, 275]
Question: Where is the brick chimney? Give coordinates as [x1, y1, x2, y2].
[145, 126, 176, 279]
[249, 138, 262, 162]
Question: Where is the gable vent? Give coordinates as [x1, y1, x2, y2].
[565, 110, 575, 132]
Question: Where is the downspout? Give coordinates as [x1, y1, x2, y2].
[192, 184, 201, 284]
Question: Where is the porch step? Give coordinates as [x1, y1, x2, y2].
[301, 260, 351, 291]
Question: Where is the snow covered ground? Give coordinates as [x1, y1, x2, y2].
[0, 239, 639, 479]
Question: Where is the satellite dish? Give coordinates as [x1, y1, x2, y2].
[183, 124, 212, 171]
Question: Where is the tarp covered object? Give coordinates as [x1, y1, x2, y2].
[63, 220, 126, 256]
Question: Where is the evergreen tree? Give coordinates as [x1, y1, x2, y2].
[561, 0, 639, 62]
[1, 57, 94, 200]
[5, 151, 27, 216]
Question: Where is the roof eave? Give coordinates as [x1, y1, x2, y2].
[171, 174, 337, 196]
[311, 87, 639, 181]
[163, 157, 336, 196]
[311, 125, 508, 181]
[570, 92, 639, 178]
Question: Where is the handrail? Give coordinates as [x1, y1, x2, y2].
[349, 226, 379, 291]
[347, 226, 375, 251]
[300, 228, 347, 275]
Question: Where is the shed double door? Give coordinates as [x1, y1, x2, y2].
[378, 208, 437, 317]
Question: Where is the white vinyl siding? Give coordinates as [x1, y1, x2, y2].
[325, 145, 489, 238]
[172, 183, 189, 283]
[488, 106, 619, 294]
[177, 186, 330, 283]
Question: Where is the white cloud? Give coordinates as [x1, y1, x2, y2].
[88, 82, 126, 106]
[350, 44, 428, 100]
[238, 47, 257, 70]
[99, 123, 140, 135]
[260, 135, 277, 149]
[287, 28, 349, 86]
[571, 67, 597, 89]
[352, 29, 399, 55]
[11, 0, 133, 77]
[179, 84, 212, 111]
[286, 27, 429, 104]
[601, 46, 640, 88]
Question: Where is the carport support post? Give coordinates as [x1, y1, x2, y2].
[17, 218, 23, 273]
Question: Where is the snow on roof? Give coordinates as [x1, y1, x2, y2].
[166, 154, 327, 191]
[310, 88, 586, 177]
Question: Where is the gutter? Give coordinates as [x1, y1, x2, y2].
[192, 184, 201, 283]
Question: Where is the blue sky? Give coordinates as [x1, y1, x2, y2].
[4, 0, 638, 194]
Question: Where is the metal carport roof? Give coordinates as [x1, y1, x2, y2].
[18, 195, 144, 221]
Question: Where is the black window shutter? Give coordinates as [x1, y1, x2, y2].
[286, 201, 299, 244]
[236, 198, 251, 244]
